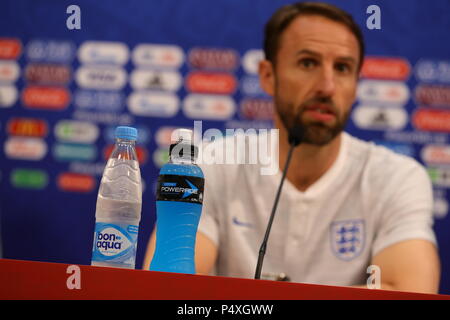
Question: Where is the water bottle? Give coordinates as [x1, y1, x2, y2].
[150, 128, 204, 274]
[91, 126, 142, 269]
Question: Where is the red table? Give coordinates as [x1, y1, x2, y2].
[1, 258, 448, 300]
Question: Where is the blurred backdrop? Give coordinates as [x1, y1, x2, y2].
[0, 0, 449, 293]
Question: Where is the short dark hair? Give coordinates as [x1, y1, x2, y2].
[263, 2, 365, 70]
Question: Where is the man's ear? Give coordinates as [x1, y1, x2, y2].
[258, 59, 275, 96]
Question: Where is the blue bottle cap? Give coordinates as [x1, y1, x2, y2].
[115, 126, 138, 141]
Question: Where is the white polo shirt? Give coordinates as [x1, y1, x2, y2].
[197, 131, 436, 286]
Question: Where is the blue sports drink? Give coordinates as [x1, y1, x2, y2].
[150, 129, 204, 274]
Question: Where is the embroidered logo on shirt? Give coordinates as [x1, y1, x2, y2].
[330, 219, 365, 261]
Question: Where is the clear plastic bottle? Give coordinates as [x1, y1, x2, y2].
[150, 129, 205, 274]
[91, 126, 142, 269]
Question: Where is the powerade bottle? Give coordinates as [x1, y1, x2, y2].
[91, 126, 142, 269]
[150, 128, 204, 274]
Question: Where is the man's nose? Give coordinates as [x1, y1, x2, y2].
[314, 65, 336, 97]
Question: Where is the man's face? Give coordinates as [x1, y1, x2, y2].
[260, 15, 360, 145]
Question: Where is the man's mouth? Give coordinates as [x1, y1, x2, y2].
[303, 104, 336, 122]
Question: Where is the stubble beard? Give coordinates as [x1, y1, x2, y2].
[274, 95, 350, 146]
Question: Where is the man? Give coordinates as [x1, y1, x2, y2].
[144, 2, 440, 293]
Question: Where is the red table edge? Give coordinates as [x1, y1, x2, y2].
[1, 259, 449, 300]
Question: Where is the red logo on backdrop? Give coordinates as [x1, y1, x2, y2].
[415, 85, 450, 107]
[103, 145, 148, 165]
[361, 57, 410, 80]
[0, 61, 19, 82]
[240, 98, 274, 120]
[161, 51, 177, 65]
[422, 145, 450, 165]
[185, 72, 236, 94]
[22, 86, 70, 110]
[155, 127, 177, 147]
[0, 38, 22, 59]
[188, 48, 239, 71]
[57, 173, 96, 193]
[413, 108, 450, 132]
[25, 63, 71, 85]
[7, 118, 48, 137]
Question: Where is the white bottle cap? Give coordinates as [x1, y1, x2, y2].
[171, 128, 193, 144]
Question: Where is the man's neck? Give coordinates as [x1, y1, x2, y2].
[276, 117, 342, 192]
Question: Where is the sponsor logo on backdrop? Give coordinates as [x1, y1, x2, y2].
[4, 137, 47, 160]
[104, 125, 150, 144]
[242, 49, 263, 74]
[0, 38, 22, 59]
[155, 126, 180, 147]
[0, 85, 18, 107]
[53, 143, 97, 162]
[24, 63, 71, 85]
[153, 148, 170, 168]
[414, 84, 450, 107]
[185, 71, 236, 94]
[415, 59, 450, 83]
[78, 41, 129, 65]
[188, 47, 239, 71]
[72, 110, 133, 125]
[22, 86, 70, 110]
[54, 120, 99, 143]
[373, 140, 414, 157]
[103, 144, 147, 165]
[357, 80, 410, 105]
[10, 168, 48, 190]
[132, 44, 184, 68]
[412, 108, 450, 132]
[360, 57, 410, 80]
[352, 105, 408, 131]
[183, 94, 235, 120]
[69, 162, 106, 177]
[433, 192, 448, 219]
[26, 40, 75, 63]
[428, 167, 450, 187]
[74, 90, 124, 111]
[225, 119, 274, 131]
[127, 91, 179, 117]
[7, 118, 48, 137]
[0, 60, 20, 82]
[75, 66, 127, 90]
[421, 145, 450, 165]
[384, 131, 448, 145]
[57, 172, 96, 193]
[239, 98, 273, 120]
[240, 76, 268, 97]
[130, 69, 182, 91]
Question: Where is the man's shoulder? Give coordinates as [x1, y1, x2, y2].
[344, 132, 427, 179]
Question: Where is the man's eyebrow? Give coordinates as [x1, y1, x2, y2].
[296, 49, 357, 65]
[296, 49, 321, 57]
[336, 56, 357, 65]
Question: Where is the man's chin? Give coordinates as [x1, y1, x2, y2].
[301, 125, 341, 146]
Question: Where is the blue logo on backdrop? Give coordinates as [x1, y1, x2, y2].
[330, 219, 365, 261]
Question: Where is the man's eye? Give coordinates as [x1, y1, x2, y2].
[298, 58, 317, 69]
[335, 63, 352, 73]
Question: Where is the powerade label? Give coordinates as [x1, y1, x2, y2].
[157, 175, 204, 204]
[92, 222, 138, 267]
